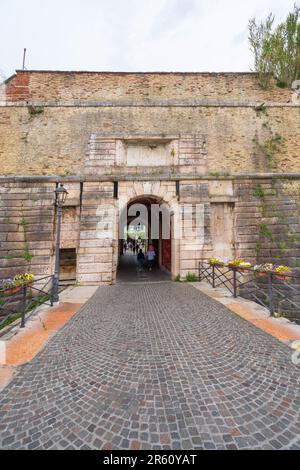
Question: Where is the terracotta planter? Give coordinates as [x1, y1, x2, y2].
[238, 267, 252, 273]
[209, 263, 224, 268]
[273, 273, 290, 281]
[256, 271, 267, 278]
[3, 285, 22, 295]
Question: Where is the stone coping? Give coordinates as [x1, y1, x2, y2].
[13, 70, 262, 75]
[0, 100, 299, 108]
[1, 172, 300, 183]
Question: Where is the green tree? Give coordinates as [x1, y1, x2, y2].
[249, 4, 300, 88]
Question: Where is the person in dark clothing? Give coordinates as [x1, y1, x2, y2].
[137, 249, 145, 271]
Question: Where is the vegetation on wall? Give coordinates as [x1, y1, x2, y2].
[19, 208, 34, 265]
[253, 181, 300, 263]
[252, 115, 283, 170]
[248, 4, 300, 89]
[208, 170, 231, 177]
[253, 185, 266, 198]
[27, 105, 44, 118]
[262, 134, 283, 165]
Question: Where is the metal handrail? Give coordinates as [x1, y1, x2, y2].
[199, 262, 300, 323]
[0, 275, 55, 331]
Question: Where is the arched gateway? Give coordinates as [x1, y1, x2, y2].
[115, 181, 181, 281]
[118, 195, 174, 278]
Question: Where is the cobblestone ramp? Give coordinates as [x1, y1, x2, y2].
[0, 282, 299, 450]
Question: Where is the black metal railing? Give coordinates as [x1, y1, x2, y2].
[0, 275, 55, 333]
[199, 262, 300, 324]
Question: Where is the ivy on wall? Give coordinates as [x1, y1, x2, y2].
[252, 109, 284, 170]
[252, 180, 300, 264]
[19, 203, 34, 266]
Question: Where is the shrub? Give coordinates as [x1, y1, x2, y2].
[186, 272, 198, 282]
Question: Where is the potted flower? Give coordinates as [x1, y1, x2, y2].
[253, 263, 274, 278]
[237, 261, 252, 272]
[0, 278, 21, 295]
[272, 265, 291, 281]
[14, 273, 34, 287]
[208, 258, 224, 267]
[0, 273, 35, 295]
[227, 259, 243, 269]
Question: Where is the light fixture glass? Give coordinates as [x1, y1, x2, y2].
[55, 183, 68, 206]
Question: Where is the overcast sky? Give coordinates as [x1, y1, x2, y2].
[0, 0, 297, 79]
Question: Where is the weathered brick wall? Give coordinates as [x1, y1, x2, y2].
[77, 182, 116, 284]
[4, 71, 293, 103]
[0, 70, 298, 176]
[0, 182, 55, 279]
[179, 180, 236, 278]
[1, 176, 300, 321]
[0, 106, 299, 176]
[234, 178, 300, 322]
[234, 179, 300, 266]
[0, 181, 82, 281]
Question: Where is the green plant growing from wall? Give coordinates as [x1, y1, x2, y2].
[19, 212, 34, 265]
[253, 123, 283, 170]
[290, 233, 299, 243]
[278, 240, 288, 250]
[262, 133, 282, 164]
[209, 171, 230, 177]
[255, 242, 262, 255]
[256, 189, 278, 203]
[185, 272, 198, 282]
[259, 223, 274, 241]
[255, 103, 267, 113]
[253, 185, 266, 198]
[27, 105, 44, 118]
[58, 170, 72, 177]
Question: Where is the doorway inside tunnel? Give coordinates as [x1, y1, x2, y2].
[117, 195, 172, 282]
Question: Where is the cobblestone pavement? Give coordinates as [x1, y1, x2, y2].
[0, 281, 299, 450]
[117, 252, 170, 283]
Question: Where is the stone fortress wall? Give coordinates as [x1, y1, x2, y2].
[0, 71, 300, 293]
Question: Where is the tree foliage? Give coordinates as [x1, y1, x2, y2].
[249, 4, 300, 88]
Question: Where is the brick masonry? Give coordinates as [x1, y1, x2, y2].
[0, 71, 299, 176]
[0, 182, 55, 278]
[0, 106, 299, 176]
[3, 70, 294, 103]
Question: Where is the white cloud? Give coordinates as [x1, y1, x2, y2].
[0, 0, 297, 77]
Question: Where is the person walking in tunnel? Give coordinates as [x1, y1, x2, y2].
[137, 248, 145, 271]
[147, 245, 156, 271]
